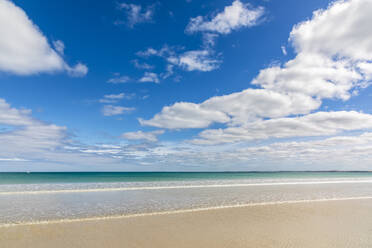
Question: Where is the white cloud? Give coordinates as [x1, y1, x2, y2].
[141, 90, 320, 129]
[281, 46, 287, 55]
[202, 33, 219, 47]
[139, 102, 230, 129]
[252, 53, 361, 100]
[289, 0, 372, 61]
[3, 96, 372, 170]
[0, 0, 87, 76]
[132, 59, 154, 70]
[186, 0, 264, 34]
[0, 98, 129, 169]
[0, 98, 34, 126]
[107, 75, 131, 84]
[99, 93, 135, 103]
[202, 89, 320, 125]
[122, 130, 164, 142]
[192, 111, 372, 145]
[102, 105, 135, 116]
[102, 93, 126, 100]
[234, 132, 372, 168]
[358, 62, 372, 80]
[177, 50, 221, 72]
[136, 46, 221, 75]
[0, 98, 67, 152]
[136, 47, 164, 57]
[141, 0, 372, 139]
[139, 72, 160, 83]
[66, 63, 88, 77]
[53, 40, 65, 55]
[252, 0, 372, 100]
[118, 3, 156, 27]
[136, 1, 263, 79]
[56, 131, 372, 171]
[5, 0, 372, 171]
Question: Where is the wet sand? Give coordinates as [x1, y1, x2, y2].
[1, 198, 372, 248]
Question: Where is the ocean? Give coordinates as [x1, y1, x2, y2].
[1, 172, 372, 225]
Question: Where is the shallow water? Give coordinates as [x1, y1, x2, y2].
[1, 172, 372, 224]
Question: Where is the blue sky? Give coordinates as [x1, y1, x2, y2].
[1, 0, 372, 171]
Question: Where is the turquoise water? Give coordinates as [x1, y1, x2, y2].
[1, 171, 372, 184]
[2, 172, 372, 225]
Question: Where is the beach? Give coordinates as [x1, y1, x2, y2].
[1, 198, 372, 248]
[1, 172, 372, 247]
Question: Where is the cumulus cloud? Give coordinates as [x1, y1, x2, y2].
[141, 0, 372, 146]
[5, 0, 372, 171]
[0, 0, 87, 76]
[186, 0, 264, 34]
[252, 0, 372, 100]
[252, 53, 361, 100]
[139, 102, 230, 129]
[117, 3, 156, 27]
[4, 92, 372, 170]
[122, 130, 164, 142]
[102, 105, 135, 116]
[192, 111, 372, 145]
[289, 0, 372, 61]
[141, 89, 320, 129]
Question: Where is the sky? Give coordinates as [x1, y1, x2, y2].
[1, 0, 372, 171]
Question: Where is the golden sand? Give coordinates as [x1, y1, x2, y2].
[1, 199, 372, 248]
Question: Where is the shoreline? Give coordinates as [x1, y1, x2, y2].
[2, 197, 372, 247]
[1, 196, 372, 226]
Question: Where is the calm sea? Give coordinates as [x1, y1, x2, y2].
[1, 171, 372, 184]
[1, 172, 372, 225]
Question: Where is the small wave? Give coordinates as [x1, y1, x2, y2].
[2, 179, 372, 196]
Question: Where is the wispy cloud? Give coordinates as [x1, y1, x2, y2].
[99, 93, 135, 103]
[107, 75, 131, 84]
[139, 72, 160, 83]
[117, 3, 157, 28]
[102, 105, 135, 116]
[177, 50, 221, 72]
[122, 130, 164, 142]
[135, 46, 221, 81]
[281, 46, 287, 55]
[53, 40, 65, 55]
[0, 157, 29, 162]
[132, 59, 154, 70]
